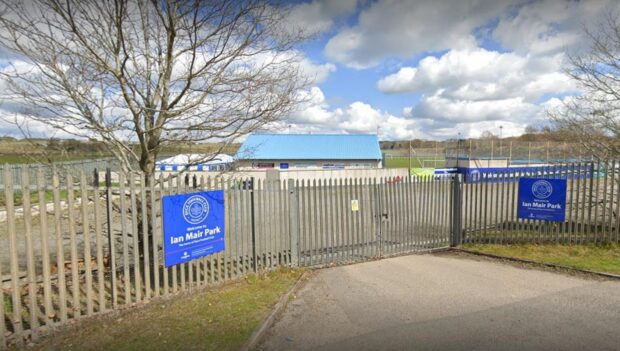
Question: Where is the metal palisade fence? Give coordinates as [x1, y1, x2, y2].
[3, 161, 620, 347]
[0, 158, 119, 188]
[461, 161, 620, 244]
[0, 166, 454, 347]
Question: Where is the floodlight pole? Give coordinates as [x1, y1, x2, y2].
[409, 140, 412, 171]
[457, 132, 462, 167]
[499, 125, 503, 158]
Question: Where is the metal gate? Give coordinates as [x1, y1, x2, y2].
[295, 175, 455, 267]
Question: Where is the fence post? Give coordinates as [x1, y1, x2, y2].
[250, 178, 257, 273]
[105, 168, 118, 307]
[288, 179, 300, 267]
[0, 170, 6, 350]
[451, 174, 463, 246]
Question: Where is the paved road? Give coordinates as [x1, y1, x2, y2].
[259, 253, 620, 351]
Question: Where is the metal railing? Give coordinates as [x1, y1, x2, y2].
[460, 161, 620, 244]
[0, 166, 452, 347]
[3, 160, 620, 347]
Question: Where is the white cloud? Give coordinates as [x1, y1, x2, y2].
[324, 0, 620, 69]
[276, 87, 425, 140]
[276, 80, 571, 140]
[377, 48, 576, 101]
[0, 111, 81, 138]
[414, 95, 537, 123]
[324, 0, 510, 69]
[493, 0, 620, 55]
[285, 0, 359, 36]
[376, 46, 580, 138]
[298, 57, 336, 84]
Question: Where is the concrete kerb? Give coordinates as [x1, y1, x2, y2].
[242, 270, 314, 351]
[453, 247, 620, 280]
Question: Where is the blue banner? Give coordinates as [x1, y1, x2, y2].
[162, 190, 225, 267]
[458, 164, 593, 183]
[518, 178, 567, 222]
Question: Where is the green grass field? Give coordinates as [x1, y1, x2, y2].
[25, 268, 304, 351]
[384, 156, 446, 169]
[0, 153, 112, 164]
[462, 243, 620, 275]
[0, 138, 240, 165]
[0, 189, 68, 207]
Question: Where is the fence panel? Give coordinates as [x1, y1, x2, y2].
[461, 161, 620, 244]
[1, 167, 460, 347]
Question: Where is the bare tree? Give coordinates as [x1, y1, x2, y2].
[548, 14, 620, 159]
[0, 0, 310, 176]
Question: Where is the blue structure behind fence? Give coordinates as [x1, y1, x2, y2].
[456, 163, 597, 183]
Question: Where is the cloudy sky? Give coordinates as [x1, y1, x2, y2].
[274, 0, 619, 140]
[0, 0, 618, 141]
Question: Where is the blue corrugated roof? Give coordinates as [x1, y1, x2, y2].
[235, 134, 382, 160]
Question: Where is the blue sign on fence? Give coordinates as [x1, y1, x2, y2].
[162, 190, 225, 267]
[517, 178, 567, 222]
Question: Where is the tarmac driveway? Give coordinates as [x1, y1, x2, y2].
[259, 252, 620, 351]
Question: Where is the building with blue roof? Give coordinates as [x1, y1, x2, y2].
[235, 134, 383, 170]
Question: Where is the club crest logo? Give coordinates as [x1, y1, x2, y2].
[532, 180, 553, 199]
[470, 170, 480, 181]
[183, 195, 210, 224]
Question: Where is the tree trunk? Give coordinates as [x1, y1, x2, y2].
[137, 148, 158, 267]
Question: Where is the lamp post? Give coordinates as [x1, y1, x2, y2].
[499, 125, 503, 158]
[457, 132, 462, 167]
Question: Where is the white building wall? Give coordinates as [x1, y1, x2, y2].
[235, 159, 382, 170]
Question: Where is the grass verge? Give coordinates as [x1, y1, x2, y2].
[462, 243, 620, 275]
[24, 268, 304, 351]
[0, 190, 68, 208]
